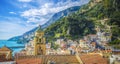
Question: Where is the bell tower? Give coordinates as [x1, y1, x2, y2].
[34, 25, 46, 55]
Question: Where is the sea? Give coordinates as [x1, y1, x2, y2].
[0, 40, 24, 55]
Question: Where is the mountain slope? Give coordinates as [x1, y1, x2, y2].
[8, 6, 81, 44]
[9, 0, 120, 44]
[79, 0, 120, 42]
[8, 27, 37, 44]
[45, 0, 120, 43]
[44, 0, 103, 41]
[42, 6, 81, 29]
[45, 16, 96, 42]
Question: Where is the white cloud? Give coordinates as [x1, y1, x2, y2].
[9, 12, 16, 14]
[18, 0, 32, 2]
[0, 0, 90, 39]
[20, 0, 89, 25]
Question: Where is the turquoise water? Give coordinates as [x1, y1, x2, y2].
[0, 40, 24, 55]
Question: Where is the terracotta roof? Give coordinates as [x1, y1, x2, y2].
[16, 55, 79, 64]
[0, 54, 13, 62]
[112, 51, 120, 55]
[91, 42, 96, 44]
[101, 50, 112, 53]
[16, 58, 42, 64]
[42, 55, 79, 64]
[80, 54, 108, 64]
[0, 54, 6, 62]
[0, 46, 12, 51]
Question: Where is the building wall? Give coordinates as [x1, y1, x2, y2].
[34, 31, 46, 55]
[0, 51, 12, 60]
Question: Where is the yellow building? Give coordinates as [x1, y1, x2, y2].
[34, 26, 46, 55]
[0, 46, 12, 60]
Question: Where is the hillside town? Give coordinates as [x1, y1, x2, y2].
[0, 26, 120, 64]
[0, 0, 120, 64]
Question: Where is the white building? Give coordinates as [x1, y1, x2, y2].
[110, 55, 120, 64]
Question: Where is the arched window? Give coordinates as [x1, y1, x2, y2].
[39, 39, 41, 43]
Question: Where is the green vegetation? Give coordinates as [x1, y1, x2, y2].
[114, 45, 120, 49]
[52, 43, 59, 50]
[109, 39, 120, 44]
[45, 16, 96, 42]
[109, 39, 120, 49]
[45, 0, 120, 44]
[103, 0, 120, 42]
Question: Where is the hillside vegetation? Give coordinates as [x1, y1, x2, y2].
[45, 0, 120, 44]
[8, 6, 80, 44]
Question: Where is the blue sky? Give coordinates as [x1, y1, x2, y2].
[0, 0, 89, 40]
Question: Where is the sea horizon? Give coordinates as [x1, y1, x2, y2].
[0, 40, 24, 55]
